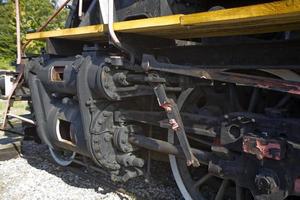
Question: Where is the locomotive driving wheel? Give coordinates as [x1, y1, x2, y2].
[169, 87, 253, 200]
[168, 81, 297, 200]
[49, 147, 76, 167]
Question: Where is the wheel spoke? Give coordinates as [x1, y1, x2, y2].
[248, 88, 259, 112]
[193, 173, 212, 189]
[215, 179, 229, 200]
[236, 185, 243, 200]
[187, 135, 212, 146]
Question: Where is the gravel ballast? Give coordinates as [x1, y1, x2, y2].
[0, 141, 182, 200]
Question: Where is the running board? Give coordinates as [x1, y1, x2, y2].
[26, 0, 300, 41]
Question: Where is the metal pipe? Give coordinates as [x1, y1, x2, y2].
[7, 113, 35, 125]
[15, 0, 21, 64]
[107, 0, 122, 49]
[128, 135, 209, 164]
[78, 0, 83, 18]
[99, 0, 135, 63]
[129, 134, 181, 155]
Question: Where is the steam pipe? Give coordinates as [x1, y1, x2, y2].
[107, 0, 122, 49]
[99, 0, 135, 64]
[78, 0, 83, 17]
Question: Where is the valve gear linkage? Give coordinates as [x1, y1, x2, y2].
[152, 83, 200, 167]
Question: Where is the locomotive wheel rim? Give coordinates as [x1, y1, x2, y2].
[49, 147, 76, 167]
[168, 88, 247, 200]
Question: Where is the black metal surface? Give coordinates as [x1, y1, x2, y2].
[152, 40, 300, 68]
[46, 38, 87, 56]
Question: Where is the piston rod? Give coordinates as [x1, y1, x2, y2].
[128, 135, 209, 165]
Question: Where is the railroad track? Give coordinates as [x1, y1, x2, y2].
[37, 153, 137, 199]
[1, 128, 179, 199]
[69, 159, 138, 199]
[34, 146, 180, 200]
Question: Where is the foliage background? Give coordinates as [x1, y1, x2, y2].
[0, 0, 68, 70]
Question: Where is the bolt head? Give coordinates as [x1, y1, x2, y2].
[104, 133, 112, 142]
[104, 67, 110, 73]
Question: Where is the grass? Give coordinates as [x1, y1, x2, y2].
[0, 100, 29, 124]
[0, 58, 15, 71]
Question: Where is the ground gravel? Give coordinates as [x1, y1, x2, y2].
[0, 141, 182, 200]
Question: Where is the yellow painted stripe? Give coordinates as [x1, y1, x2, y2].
[114, 14, 183, 33]
[26, 0, 300, 41]
[181, 0, 300, 26]
[176, 0, 300, 38]
[26, 24, 104, 40]
[26, 15, 182, 40]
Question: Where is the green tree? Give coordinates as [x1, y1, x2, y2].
[21, 0, 68, 55]
[0, 2, 16, 60]
[0, 0, 67, 65]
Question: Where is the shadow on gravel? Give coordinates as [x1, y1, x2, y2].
[22, 141, 183, 200]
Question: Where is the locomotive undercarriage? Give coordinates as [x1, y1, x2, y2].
[23, 35, 300, 199]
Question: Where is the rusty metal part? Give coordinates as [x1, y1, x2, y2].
[1, 71, 24, 129]
[1, 0, 24, 129]
[242, 136, 285, 160]
[294, 178, 300, 193]
[220, 72, 300, 95]
[152, 83, 200, 167]
[142, 54, 300, 95]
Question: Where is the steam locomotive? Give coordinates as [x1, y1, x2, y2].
[7, 0, 300, 199]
